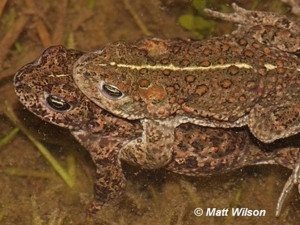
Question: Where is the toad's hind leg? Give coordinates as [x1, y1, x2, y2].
[72, 131, 126, 214]
[205, 3, 300, 53]
[120, 119, 175, 170]
[205, 3, 300, 31]
[248, 99, 300, 143]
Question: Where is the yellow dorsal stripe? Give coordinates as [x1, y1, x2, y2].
[264, 63, 277, 71]
[106, 62, 299, 72]
[109, 62, 253, 71]
[48, 74, 67, 77]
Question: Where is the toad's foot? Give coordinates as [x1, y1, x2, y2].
[120, 119, 175, 169]
[276, 155, 300, 216]
[204, 3, 300, 53]
[249, 98, 300, 143]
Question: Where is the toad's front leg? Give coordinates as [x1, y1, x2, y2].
[73, 131, 126, 214]
[120, 118, 175, 170]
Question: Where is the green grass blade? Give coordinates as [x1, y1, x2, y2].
[0, 127, 19, 148]
[0, 208, 5, 222]
[4, 102, 74, 187]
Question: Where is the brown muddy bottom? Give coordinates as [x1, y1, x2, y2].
[0, 0, 299, 224]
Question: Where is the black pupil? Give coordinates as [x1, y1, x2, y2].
[46, 95, 71, 111]
[103, 83, 123, 97]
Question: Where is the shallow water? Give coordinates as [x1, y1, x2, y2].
[0, 0, 300, 224]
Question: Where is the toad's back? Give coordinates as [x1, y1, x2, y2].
[73, 37, 299, 124]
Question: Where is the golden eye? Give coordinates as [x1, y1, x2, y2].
[46, 95, 72, 112]
[101, 81, 124, 99]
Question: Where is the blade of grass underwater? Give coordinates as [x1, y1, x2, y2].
[3, 167, 55, 179]
[0, 208, 5, 222]
[0, 127, 19, 149]
[4, 102, 74, 187]
[123, 0, 152, 36]
[87, 0, 95, 11]
[67, 154, 76, 182]
[31, 196, 43, 225]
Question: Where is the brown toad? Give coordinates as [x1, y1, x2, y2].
[73, 4, 300, 171]
[14, 45, 300, 216]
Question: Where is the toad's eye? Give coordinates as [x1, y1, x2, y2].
[100, 81, 124, 99]
[46, 95, 72, 112]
